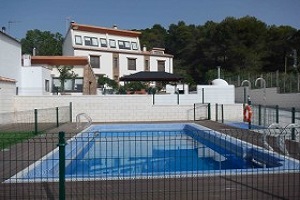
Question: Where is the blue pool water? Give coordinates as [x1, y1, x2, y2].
[226, 122, 264, 129]
[67, 131, 250, 178]
[7, 123, 300, 182]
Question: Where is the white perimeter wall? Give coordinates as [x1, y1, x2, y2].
[0, 81, 16, 113]
[160, 85, 235, 105]
[235, 87, 300, 109]
[13, 95, 242, 122]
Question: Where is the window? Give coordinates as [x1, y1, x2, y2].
[75, 35, 82, 45]
[157, 60, 165, 71]
[118, 40, 131, 50]
[128, 58, 136, 70]
[113, 57, 118, 68]
[145, 59, 149, 71]
[90, 55, 100, 68]
[84, 36, 98, 46]
[45, 79, 50, 92]
[100, 38, 107, 47]
[74, 79, 83, 91]
[52, 78, 83, 92]
[109, 39, 116, 48]
[131, 42, 138, 50]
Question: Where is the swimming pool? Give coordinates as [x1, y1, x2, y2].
[6, 123, 300, 182]
[225, 121, 264, 129]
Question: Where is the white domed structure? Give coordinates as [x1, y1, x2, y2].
[211, 78, 229, 86]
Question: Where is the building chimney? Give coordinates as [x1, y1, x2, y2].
[1, 27, 6, 33]
[33, 48, 36, 56]
[143, 45, 147, 52]
[217, 66, 221, 79]
[113, 24, 118, 29]
[23, 54, 31, 66]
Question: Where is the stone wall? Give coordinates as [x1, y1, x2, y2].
[83, 64, 97, 95]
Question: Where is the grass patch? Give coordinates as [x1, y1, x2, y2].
[0, 131, 36, 150]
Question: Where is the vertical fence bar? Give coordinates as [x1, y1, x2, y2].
[58, 131, 66, 200]
[56, 107, 59, 127]
[275, 105, 279, 124]
[258, 105, 262, 126]
[152, 93, 155, 105]
[69, 102, 72, 122]
[243, 87, 246, 105]
[215, 103, 218, 122]
[34, 109, 38, 135]
[202, 88, 204, 104]
[292, 107, 296, 140]
[208, 103, 211, 120]
[177, 92, 179, 105]
[193, 104, 196, 121]
[221, 104, 224, 123]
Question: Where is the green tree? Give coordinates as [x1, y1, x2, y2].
[139, 24, 167, 50]
[56, 66, 77, 93]
[98, 76, 118, 90]
[263, 25, 298, 72]
[21, 29, 63, 55]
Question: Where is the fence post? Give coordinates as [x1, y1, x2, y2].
[221, 104, 224, 123]
[291, 107, 296, 140]
[275, 105, 279, 124]
[152, 93, 155, 105]
[34, 109, 38, 135]
[58, 131, 66, 200]
[215, 103, 218, 122]
[177, 91, 179, 105]
[69, 102, 72, 122]
[56, 107, 59, 127]
[202, 88, 204, 104]
[258, 105, 262, 126]
[208, 103, 211, 120]
[243, 87, 247, 105]
[193, 104, 196, 121]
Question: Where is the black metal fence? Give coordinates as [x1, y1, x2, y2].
[249, 105, 300, 128]
[224, 71, 300, 93]
[0, 103, 72, 137]
[194, 103, 210, 121]
[211, 103, 300, 129]
[1, 125, 299, 199]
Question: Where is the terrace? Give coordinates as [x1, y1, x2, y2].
[1, 119, 299, 199]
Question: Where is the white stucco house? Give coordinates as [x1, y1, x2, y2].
[27, 55, 97, 95]
[0, 30, 22, 88]
[0, 30, 54, 96]
[63, 22, 174, 85]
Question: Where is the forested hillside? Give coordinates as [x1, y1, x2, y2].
[137, 16, 300, 84]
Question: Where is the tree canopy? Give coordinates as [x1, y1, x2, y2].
[21, 29, 63, 56]
[139, 16, 300, 84]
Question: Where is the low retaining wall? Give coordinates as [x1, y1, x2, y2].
[13, 95, 242, 122]
[235, 87, 300, 109]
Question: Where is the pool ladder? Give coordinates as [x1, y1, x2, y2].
[76, 113, 92, 129]
[264, 123, 300, 155]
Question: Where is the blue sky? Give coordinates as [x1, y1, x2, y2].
[1, 0, 300, 40]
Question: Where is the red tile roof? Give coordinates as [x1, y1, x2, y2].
[70, 23, 141, 37]
[0, 76, 16, 83]
[31, 56, 89, 66]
